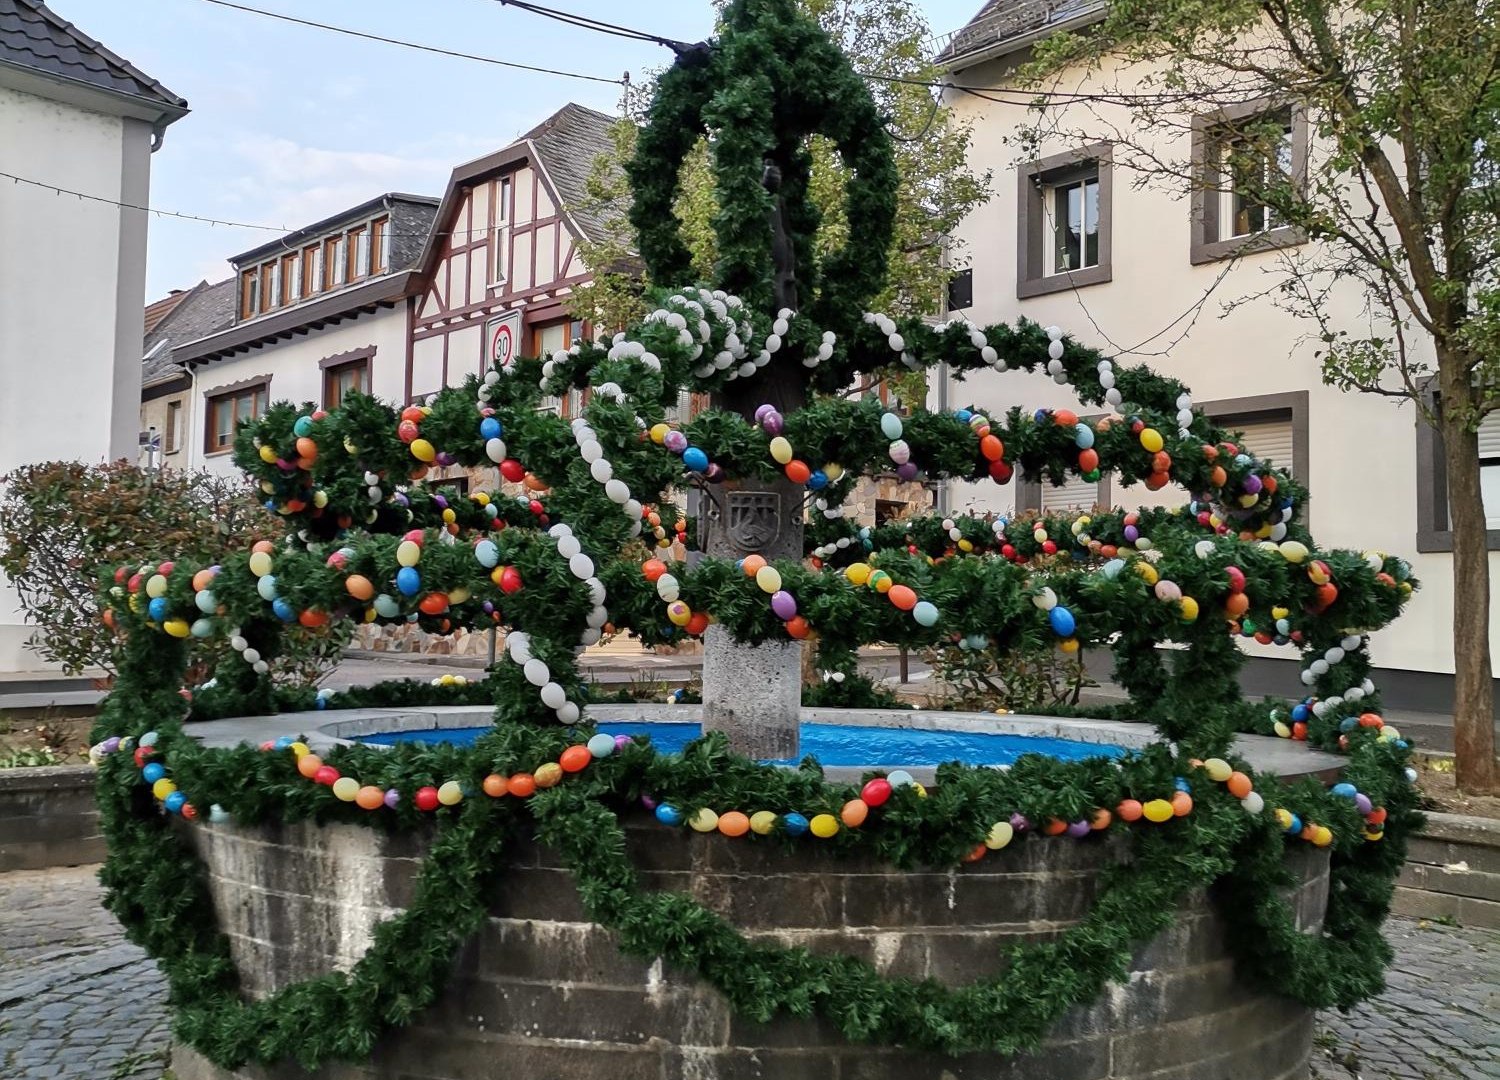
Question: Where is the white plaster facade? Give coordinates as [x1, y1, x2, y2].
[0, 4, 186, 672]
[188, 308, 412, 475]
[936, 40, 1469, 680]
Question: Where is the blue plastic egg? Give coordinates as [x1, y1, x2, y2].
[190, 619, 215, 639]
[682, 447, 709, 472]
[474, 540, 500, 569]
[272, 599, 295, 622]
[274, 736, 295, 749]
[1331, 783, 1357, 798]
[195, 590, 217, 614]
[587, 733, 616, 758]
[955, 409, 972, 423]
[1074, 425, 1094, 449]
[256, 575, 278, 601]
[164, 791, 187, 814]
[315, 697, 327, 710]
[142, 762, 166, 783]
[396, 566, 421, 596]
[373, 594, 401, 618]
[293, 416, 313, 437]
[140, 731, 158, 747]
[479, 417, 502, 440]
[654, 803, 683, 826]
[782, 812, 809, 837]
[1285, 813, 1303, 834]
[1174, 778, 1191, 793]
[147, 597, 168, 621]
[912, 601, 939, 627]
[808, 470, 828, 490]
[1291, 704, 1310, 721]
[1048, 606, 1076, 637]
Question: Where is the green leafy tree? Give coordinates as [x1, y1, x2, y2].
[0, 461, 347, 683]
[1026, 0, 1500, 793]
[570, 0, 992, 361]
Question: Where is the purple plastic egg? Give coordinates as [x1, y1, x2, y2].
[482, 601, 495, 614]
[277, 459, 297, 472]
[1124, 525, 1140, 542]
[705, 463, 725, 483]
[1010, 813, 1030, 832]
[640, 794, 658, 811]
[1354, 793, 1372, 815]
[102, 736, 120, 753]
[770, 590, 798, 620]
[383, 789, 401, 809]
[614, 734, 634, 750]
[434, 496, 449, 509]
[762, 412, 783, 436]
[1243, 474, 1264, 494]
[395, 492, 410, 507]
[664, 431, 688, 453]
[1066, 819, 1091, 838]
[896, 462, 919, 481]
[754, 404, 775, 423]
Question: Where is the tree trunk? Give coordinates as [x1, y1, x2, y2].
[1438, 362, 1499, 793]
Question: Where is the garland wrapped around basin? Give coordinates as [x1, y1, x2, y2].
[91, 1, 1421, 1076]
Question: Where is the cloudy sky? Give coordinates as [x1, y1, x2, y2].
[52, 0, 983, 298]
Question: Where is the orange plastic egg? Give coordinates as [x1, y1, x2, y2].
[840, 799, 869, 828]
[1170, 792, 1193, 816]
[1117, 799, 1143, 822]
[887, 584, 918, 611]
[507, 773, 536, 798]
[355, 786, 385, 810]
[1226, 772, 1253, 798]
[785, 616, 810, 639]
[482, 774, 508, 797]
[785, 460, 812, 484]
[297, 754, 322, 779]
[560, 745, 592, 773]
[717, 811, 750, 837]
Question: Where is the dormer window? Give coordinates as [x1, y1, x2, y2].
[234, 213, 395, 321]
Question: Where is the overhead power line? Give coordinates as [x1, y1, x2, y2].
[190, 0, 623, 85]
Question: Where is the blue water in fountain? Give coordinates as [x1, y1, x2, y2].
[353, 721, 1126, 767]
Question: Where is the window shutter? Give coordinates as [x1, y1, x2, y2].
[1041, 473, 1099, 512]
[1227, 416, 1295, 474]
[1477, 412, 1500, 460]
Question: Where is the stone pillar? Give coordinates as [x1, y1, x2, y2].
[700, 474, 804, 760]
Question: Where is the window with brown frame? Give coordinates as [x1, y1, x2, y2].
[370, 217, 388, 274]
[205, 382, 269, 454]
[302, 244, 321, 296]
[323, 357, 370, 409]
[1190, 100, 1309, 264]
[259, 264, 276, 314]
[348, 225, 368, 281]
[280, 253, 299, 305]
[239, 271, 259, 319]
[324, 235, 346, 290]
[164, 400, 182, 454]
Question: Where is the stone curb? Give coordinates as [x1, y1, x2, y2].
[1393, 810, 1500, 929]
[0, 763, 104, 872]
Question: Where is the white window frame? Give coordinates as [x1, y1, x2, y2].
[1043, 172, 1101, 276]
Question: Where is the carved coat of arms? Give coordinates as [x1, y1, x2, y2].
[723, 491, 781, 550]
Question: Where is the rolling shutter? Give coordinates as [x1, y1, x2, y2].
[1478, 412, 1500, 461]
[1224, 414, 1294, 475]
[1041, 473, 1100, 512]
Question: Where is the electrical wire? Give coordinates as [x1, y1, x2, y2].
[491, 0, 689, 49]
[190, 0, 623, 85]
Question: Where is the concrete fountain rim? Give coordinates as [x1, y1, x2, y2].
[184, 704, 1344, 786]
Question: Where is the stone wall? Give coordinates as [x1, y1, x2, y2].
[0, 765, 103, 872]
[1393, 812, 1500, 929]
[175, 813, 1327, 1080]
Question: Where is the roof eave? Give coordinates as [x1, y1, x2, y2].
[936, 6, 1107, 75]
[178, 271, 419, 366]
[0, 58, 188, 125]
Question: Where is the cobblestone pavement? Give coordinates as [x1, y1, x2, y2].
[0, 865, 1495, 1079]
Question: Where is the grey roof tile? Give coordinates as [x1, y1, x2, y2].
[525, 102, 625, 247]
[0, 0, 185, 111]
[142, 278, 235, 385]
[934, 0, 1101, 65]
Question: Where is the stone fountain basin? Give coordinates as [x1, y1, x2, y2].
[169, 707, 1337, 1080]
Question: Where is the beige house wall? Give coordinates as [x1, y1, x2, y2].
[938, 48, 1477, 677]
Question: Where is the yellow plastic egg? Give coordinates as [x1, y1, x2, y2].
[290, 742, 310, 758]
[1059, 637, 1080, 654]
[650, 423, 670, 444]
[667, 601, 692, 627]
[1271, 606, 1290, 619]
[769, 436, 793, 465]
[1203, 758, 1232, 782]
[958, 539, 974, 552]
[437, 780, 464, 805]
[1139, 428, 1164, 453]
[985, 821, 1014, 850]
[845, 563, 871, 586]
[749, 810, 778, 835]
[259, 444, 277, 464]
[163, 619, 191, 639]
[755, 566, 783, 594]
[1274, 808, 1294, 830]
[1178, 596, 1199, 622]
[809, 813, 840, 838]
[332, 777, 360, 802]
[1134, 562, 1159, 585]
[1273, 720, 1292, 738]
[690, 808, 719, 833]
[247, 551, 273, 577]
[1312, 826, 1334, 847]
[449, 587, 470, 604]
[1279, 540, 1309, 563]
[1142, 799, 1174, 823]
[533, 763, 563, 789]
[410, 438, 437, 463]
[152, 778, 176, 801]
[823, 463, 844, 481]
[396, 540, 422, 567]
